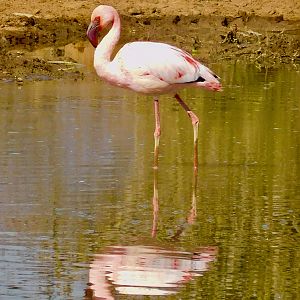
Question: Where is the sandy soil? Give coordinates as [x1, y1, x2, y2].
[0, 0, 299, 81]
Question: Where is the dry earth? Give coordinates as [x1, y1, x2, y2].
[0, 0, 299, 81]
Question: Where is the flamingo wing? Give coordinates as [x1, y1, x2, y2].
[113, 42, 219, 85]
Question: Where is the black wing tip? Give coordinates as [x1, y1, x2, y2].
[184, 76, 206, 84]
[195, 76, 206, 82]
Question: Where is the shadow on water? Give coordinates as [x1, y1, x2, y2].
[0, 44, 299, 299]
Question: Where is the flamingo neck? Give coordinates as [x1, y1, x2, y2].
[94, 12, 120, 66]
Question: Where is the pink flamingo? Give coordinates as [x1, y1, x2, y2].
[87, 5, 222, 168]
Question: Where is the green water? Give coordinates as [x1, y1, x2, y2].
[0, 62, 299, 299]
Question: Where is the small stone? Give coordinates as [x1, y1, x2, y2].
[128, 8, 144, 16]
[16, 77, 23, 84]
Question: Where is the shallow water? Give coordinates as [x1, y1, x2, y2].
[0, 62, 299, 299]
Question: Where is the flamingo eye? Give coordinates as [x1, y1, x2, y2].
[94, 16, 101, 27]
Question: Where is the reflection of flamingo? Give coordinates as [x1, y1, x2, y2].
[85, 245, 218, 298]
[87, 5, 222, 169]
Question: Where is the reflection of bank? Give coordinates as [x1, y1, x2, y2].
[85, 245, 218, 299]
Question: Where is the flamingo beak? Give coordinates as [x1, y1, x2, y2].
[87, 21, 99, 48]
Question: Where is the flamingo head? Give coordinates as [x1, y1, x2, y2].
[87, 5, 116, 48]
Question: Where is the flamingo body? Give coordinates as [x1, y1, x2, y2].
[87, 5, 222, 168]
[105, 41, 220, 94]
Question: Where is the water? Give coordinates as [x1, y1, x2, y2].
[0, 61, 299, 299]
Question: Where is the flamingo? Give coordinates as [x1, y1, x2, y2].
[87, 5, 222, 169]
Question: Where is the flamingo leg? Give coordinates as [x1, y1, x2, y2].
[174, 93, 199, 169]
[153, 97, 161, 169]
[152, 168, 159, 237]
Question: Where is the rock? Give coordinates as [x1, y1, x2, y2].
[13, 12, 34, 18]
[16, 77, 23, 84]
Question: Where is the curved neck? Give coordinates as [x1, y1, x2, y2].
[94, 12, 120, 66]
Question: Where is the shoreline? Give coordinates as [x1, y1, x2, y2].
[0, 1, 299, 82]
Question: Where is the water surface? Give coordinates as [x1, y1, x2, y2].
[0, 63, 299, 299]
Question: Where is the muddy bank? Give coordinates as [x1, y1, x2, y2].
[0, 2, 299, 82]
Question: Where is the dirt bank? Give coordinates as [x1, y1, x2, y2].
[0, 0, 299, 82]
